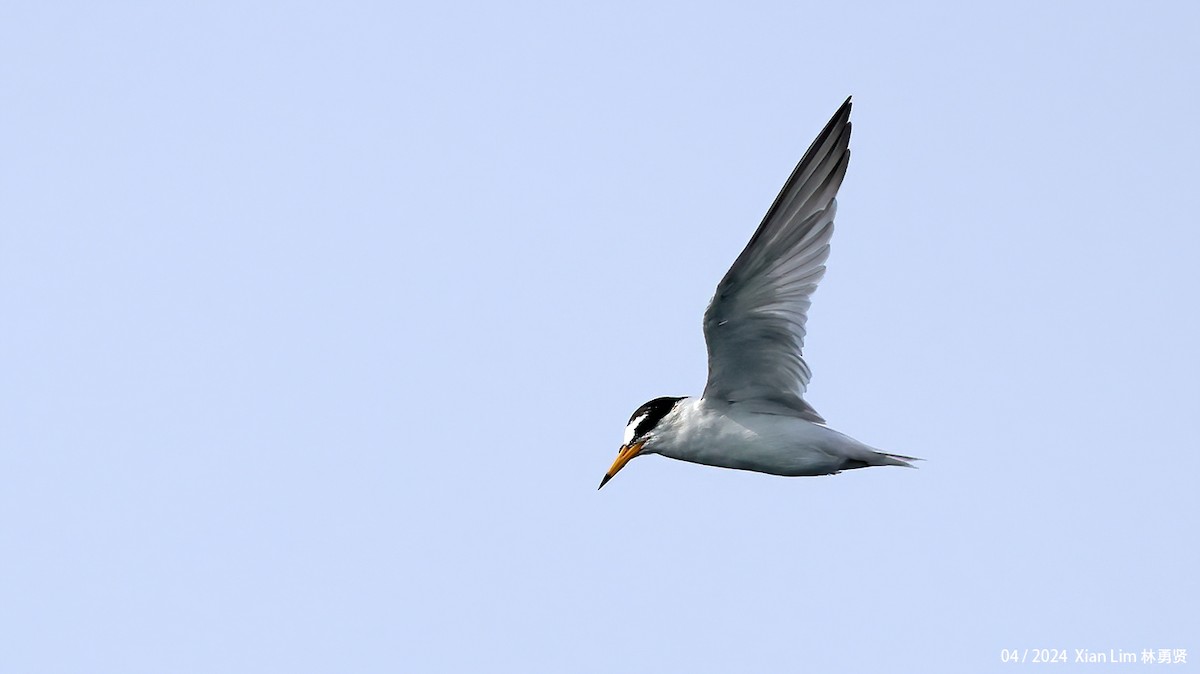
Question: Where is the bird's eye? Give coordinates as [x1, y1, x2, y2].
[622, 413, 648, 445]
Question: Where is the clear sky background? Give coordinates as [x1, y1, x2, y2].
[2, 2, 1198, 672]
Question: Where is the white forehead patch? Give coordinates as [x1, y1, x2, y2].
[622, 413, 648, 445]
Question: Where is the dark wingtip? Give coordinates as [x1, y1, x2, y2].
[837, 95, 853, 121]
[598, 474, 612, 490]
[836, 96, 853, 126]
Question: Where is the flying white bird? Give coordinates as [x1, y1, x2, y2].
[600, 98, 917, 489]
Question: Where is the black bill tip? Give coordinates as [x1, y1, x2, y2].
[598, 473, 613, 490]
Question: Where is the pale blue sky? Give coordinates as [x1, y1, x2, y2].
[2, 1, 1198, 672]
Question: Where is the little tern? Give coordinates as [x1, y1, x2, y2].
[600, 98, 917, 489]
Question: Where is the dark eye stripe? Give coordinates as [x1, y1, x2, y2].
[628, 396, 684, 442]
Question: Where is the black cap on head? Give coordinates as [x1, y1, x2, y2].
[625, 396, 685, 445]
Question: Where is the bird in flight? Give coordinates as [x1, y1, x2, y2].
[600, 98, 917, 489]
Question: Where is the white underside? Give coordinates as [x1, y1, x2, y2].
[644, 397, 907, 476]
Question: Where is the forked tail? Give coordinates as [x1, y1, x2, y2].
[876, 451, 922, 468]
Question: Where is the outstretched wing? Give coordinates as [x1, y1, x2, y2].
[701, 98, 852, 421]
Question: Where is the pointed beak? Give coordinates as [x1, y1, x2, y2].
[598, 441, 644, 490]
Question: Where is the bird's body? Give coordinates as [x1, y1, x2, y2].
[650, 398, 912, 477]
[600, 98, 918, 489]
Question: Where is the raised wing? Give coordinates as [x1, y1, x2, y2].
[701, 98, 851, 421]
